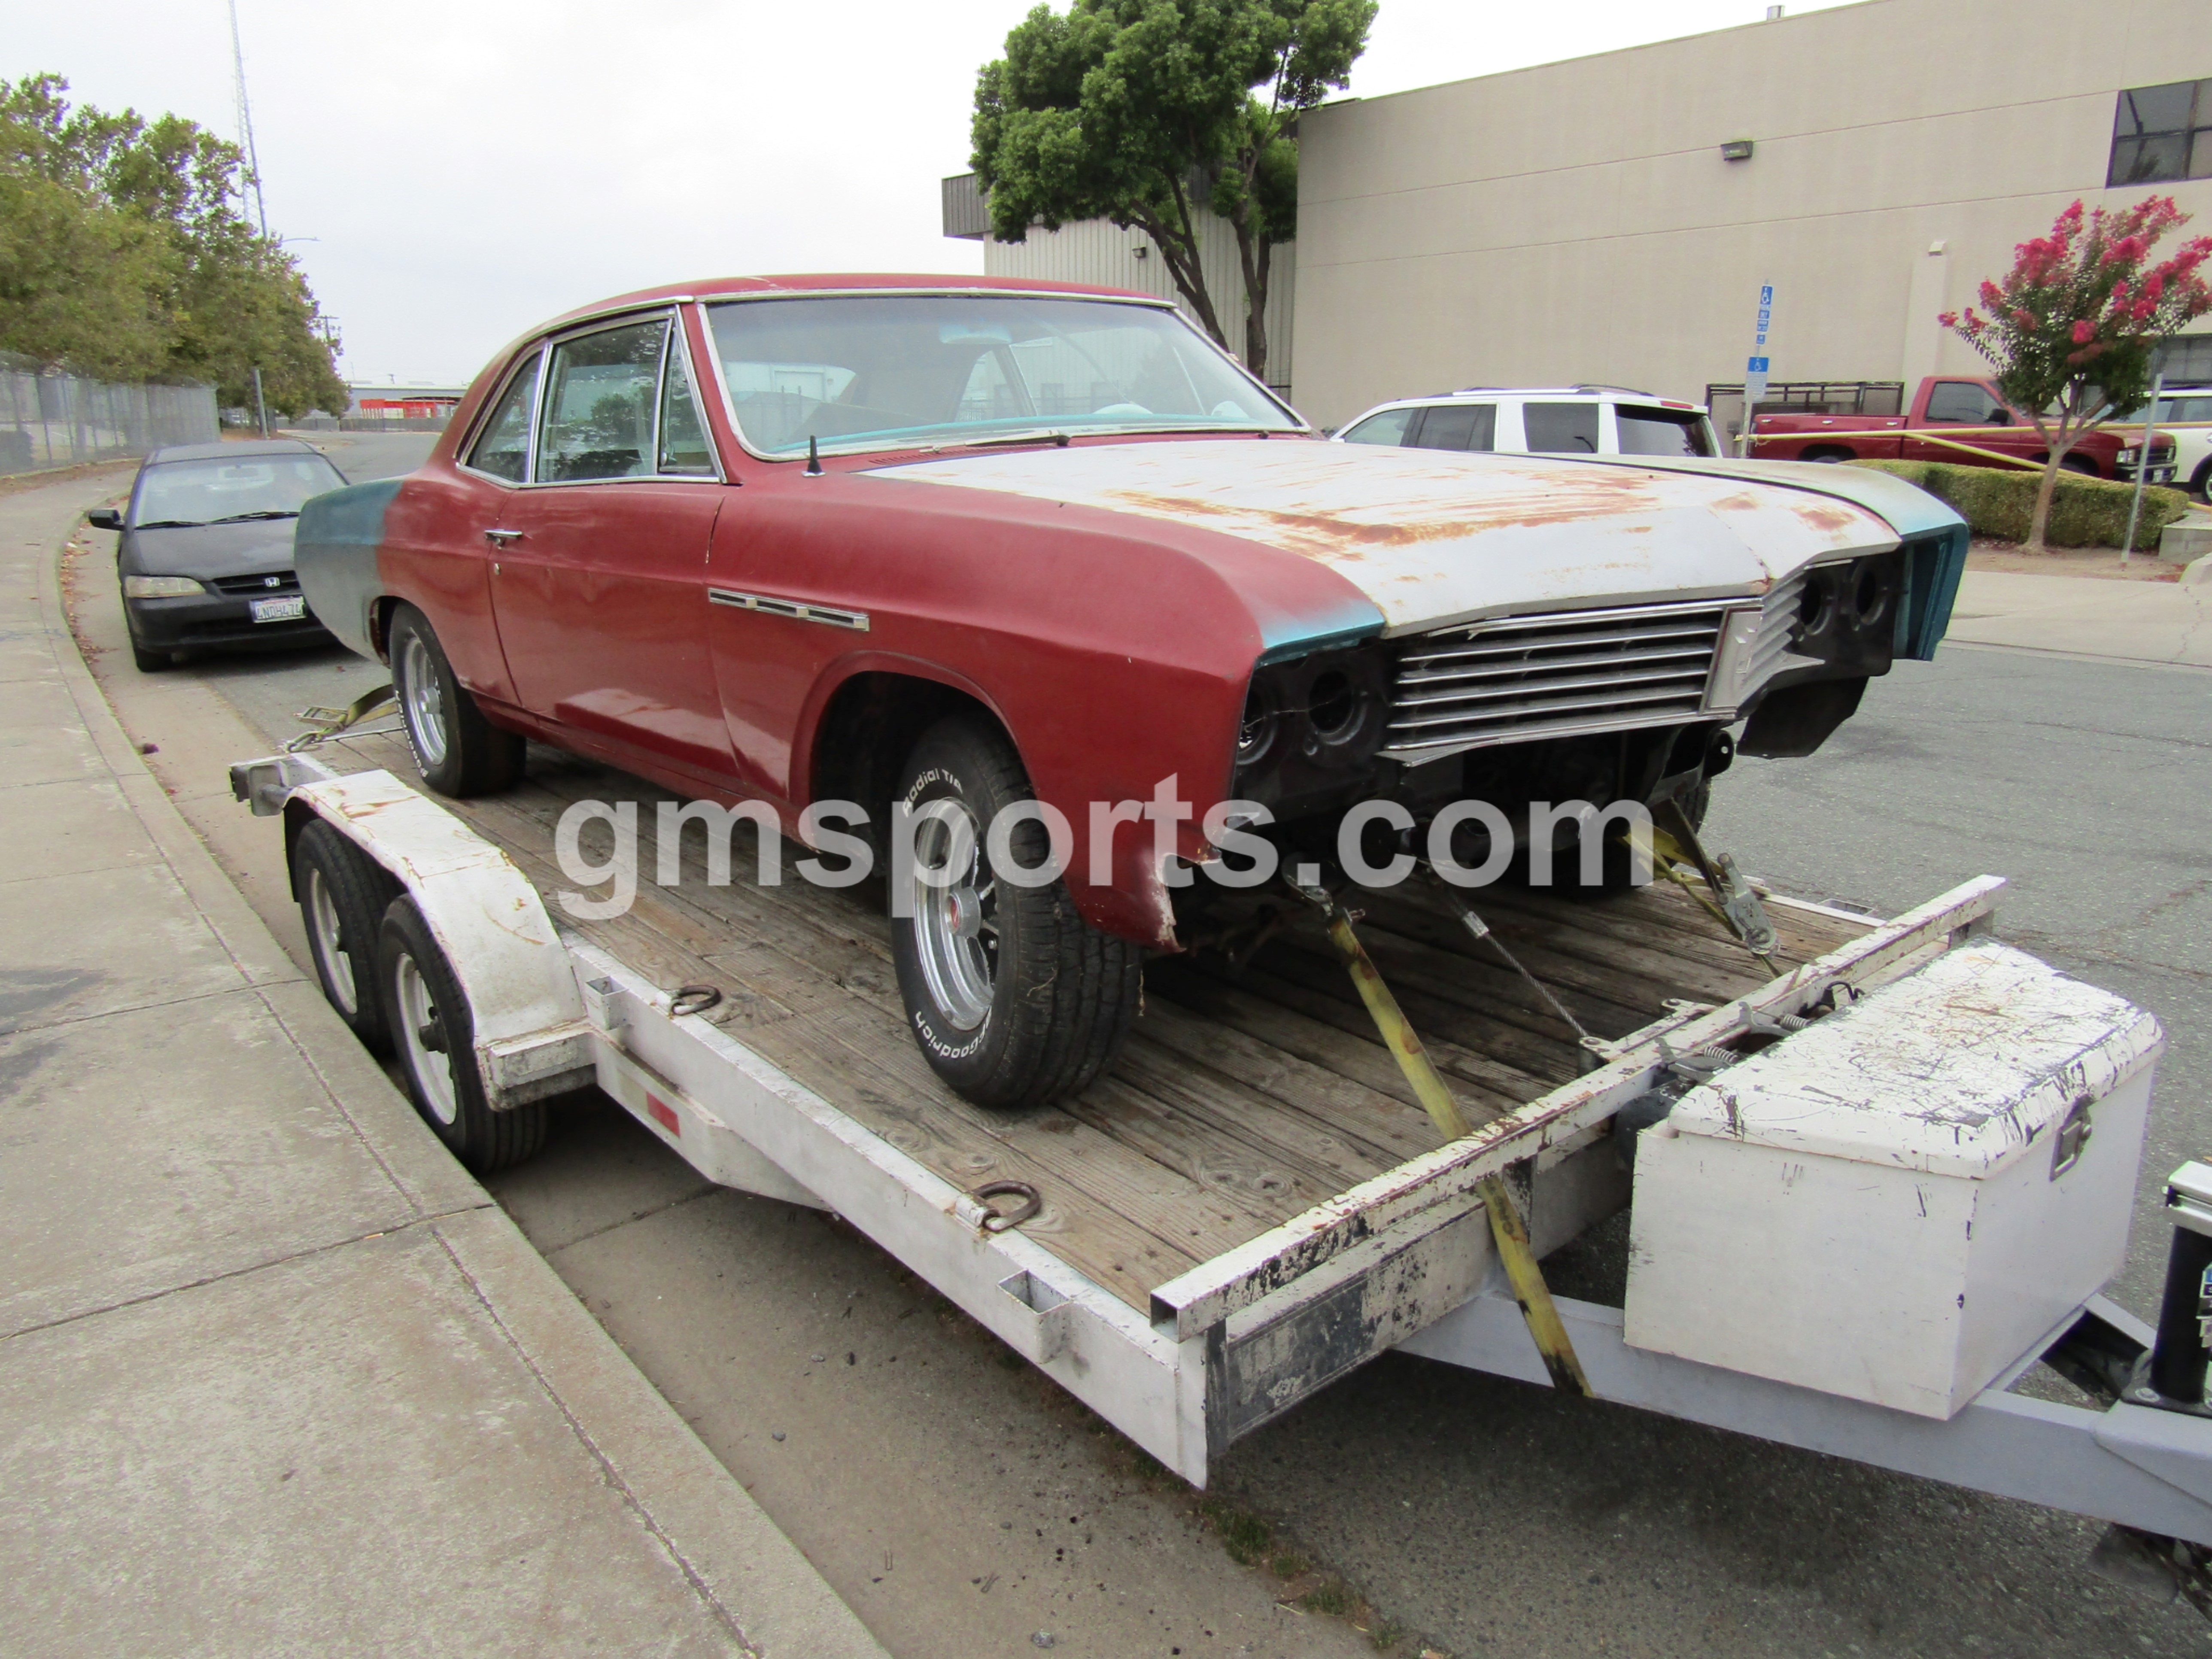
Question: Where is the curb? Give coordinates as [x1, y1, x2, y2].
[34, 492, 891, 1659]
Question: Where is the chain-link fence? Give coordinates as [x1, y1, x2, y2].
[0, 351, 219, 478]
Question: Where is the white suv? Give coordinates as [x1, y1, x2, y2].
[2147, 387, 2212, 499]
[1331, 386, 1722, 460]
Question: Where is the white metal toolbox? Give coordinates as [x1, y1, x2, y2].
[1624, 939, 2166, 1419]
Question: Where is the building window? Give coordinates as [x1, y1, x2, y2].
[2109, 80, 2212, 187]
[2155, 333, 2212, 387]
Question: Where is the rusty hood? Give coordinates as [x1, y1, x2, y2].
[869, 440, 1902, 635]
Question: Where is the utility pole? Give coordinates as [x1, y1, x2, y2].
[227, 0, 269, 239]
[252, 367, 269, 438]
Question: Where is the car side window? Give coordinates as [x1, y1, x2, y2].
[657, 336, 717, 476]
[538, 320, 668, 482]
[1616, 406, 1714, 457]
[1925, 381, 2004, 423]
[1340, 408, 1414, 445]
[467, 354, 542, 482]
[1409, 404, 1495, 453]
[1523, 403, 1600, 453]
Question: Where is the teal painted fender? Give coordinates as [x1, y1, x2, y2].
[295, 478, 401, 661]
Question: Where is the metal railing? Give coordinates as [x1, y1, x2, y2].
[0, 351, 219, 478]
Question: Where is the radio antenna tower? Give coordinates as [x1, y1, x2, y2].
[226, 0, 269, 239]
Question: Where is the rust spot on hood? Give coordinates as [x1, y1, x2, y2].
[1794, 501, 1860, 533]
[1098, 468, 1669, 563]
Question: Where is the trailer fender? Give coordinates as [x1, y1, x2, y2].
[239, 760, 593, 1108]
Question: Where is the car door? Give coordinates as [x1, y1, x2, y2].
[485, 312, 737, 784]
[1905, 380, 2015, 462]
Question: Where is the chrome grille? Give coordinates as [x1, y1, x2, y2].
[1382, 600, 1728, 761]
[1745, 569, 1806, 685]
[208, 570, 301, 597]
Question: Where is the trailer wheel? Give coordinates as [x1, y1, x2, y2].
[294, 817, 396, 1054]
[388, 604, 524, 798]
[889, 715, 1141, 1110]
[377, 897, 547, 1173]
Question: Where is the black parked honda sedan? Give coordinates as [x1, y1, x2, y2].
[88, 438, 347, 671]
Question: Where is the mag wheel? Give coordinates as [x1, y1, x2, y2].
[888, 715, 1141, 1110]
[387, 604, 524, 797]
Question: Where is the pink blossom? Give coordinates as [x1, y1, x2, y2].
[2146, 272, 2165, 301]
[2013, 309, 2035, 328]
[2071, 319, 2096, 344]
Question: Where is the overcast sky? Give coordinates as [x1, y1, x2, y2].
[10, 0, 1861, 387]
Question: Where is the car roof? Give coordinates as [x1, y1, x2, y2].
[530, 272, 1168, 338]
[1346, 388, 1708, 419]
[142, 439, 326, 466]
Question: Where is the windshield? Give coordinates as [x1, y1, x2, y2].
[133, 454, 346, 527]
[704, 295, 1300, 457]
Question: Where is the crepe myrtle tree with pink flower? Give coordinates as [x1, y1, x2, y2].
[1941, 196, 2212, 551]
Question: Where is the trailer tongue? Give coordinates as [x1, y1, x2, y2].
[232, 735, 2212, 1608]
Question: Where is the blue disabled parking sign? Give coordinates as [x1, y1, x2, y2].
[1744, 286, 1775, 410]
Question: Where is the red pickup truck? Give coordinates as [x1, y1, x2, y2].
[1752, 375, 2176, 483]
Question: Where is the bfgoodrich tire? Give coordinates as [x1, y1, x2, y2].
[388, 604, 524, 797]
[293, 817, 398, 1054]
[377, 896, 546, 1173]
[889, 715, 1142, 1110]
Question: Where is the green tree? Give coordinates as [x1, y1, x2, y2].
[972, 0, 1376, 385]
[0, 73, 347, 417]
[1942, 195, 2212, 552]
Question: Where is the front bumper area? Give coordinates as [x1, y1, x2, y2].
[125, 592, 332, 653]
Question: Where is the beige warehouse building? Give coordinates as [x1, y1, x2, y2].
[951, 0, 2212, 430]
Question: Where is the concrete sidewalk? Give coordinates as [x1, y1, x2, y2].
[1948, 567, 2212, 668]
[0, 469, 889, 1656]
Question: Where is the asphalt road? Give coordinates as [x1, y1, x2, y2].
[108, 459, 2212, 1657]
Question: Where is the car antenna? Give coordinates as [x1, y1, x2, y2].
[805, 434, 822, 476]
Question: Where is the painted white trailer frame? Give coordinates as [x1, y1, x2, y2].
[231, 751, 2212, 1565]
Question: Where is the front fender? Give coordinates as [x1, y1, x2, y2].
[296, 478, 403, 662]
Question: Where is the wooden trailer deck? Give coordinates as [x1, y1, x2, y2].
[321, 729, 1874, 1315]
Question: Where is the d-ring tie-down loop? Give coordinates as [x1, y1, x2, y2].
[971, 1180, 1042, 1233]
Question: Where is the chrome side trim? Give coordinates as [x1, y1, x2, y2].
[708, 588, 869, 631]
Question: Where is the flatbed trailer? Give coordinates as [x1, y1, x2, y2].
[231, 727, 2212, 1600]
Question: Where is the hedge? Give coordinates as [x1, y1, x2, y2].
[1843, 459, 2190, 550]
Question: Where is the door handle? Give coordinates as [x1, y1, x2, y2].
[483, 528, 524, 547]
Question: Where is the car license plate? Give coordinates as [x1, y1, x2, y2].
[251, 595, 307, 623]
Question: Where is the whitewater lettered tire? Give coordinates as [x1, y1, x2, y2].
[888, 715, 1142, 1110]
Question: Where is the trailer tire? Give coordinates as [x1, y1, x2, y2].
[294, 817, 397, 1054]
[377, 897, 547, 1173]
[389, 604, 524, 798]
[890, 715, 1142, 1110]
